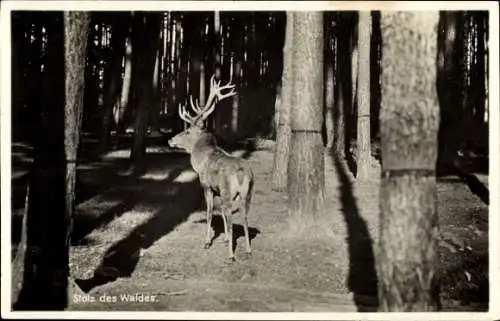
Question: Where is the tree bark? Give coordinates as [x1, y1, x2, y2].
[378, 12, 441, 311]
[287, 11, 325, 232]
[355, 11, 374, 180]
[483, 12, 488, 127]
[334, 13, 350, 159]
[436, 12, 461, 174]
[272, 11, 293, 191]
[14, 12, 90, 310]
[99, 14, 129, 153]
[115, 35, 132, 134]
[129, 13, 162, 164]
[11, 186, 29, 306]
[324, 13, 335, 149]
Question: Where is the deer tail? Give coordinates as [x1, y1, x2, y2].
[236, 167, 246, 186]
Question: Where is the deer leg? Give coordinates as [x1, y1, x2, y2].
[221, 210, 229, 243]
[243, 214, 251, 256]
[243, 186, 253, 257]
[221, 203, 235, 263]
[204, 188, 214, 249]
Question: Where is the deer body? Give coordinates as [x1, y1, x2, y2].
[169, 76, 254, 263]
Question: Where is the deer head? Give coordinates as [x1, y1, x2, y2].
[168, 75, 236, 153]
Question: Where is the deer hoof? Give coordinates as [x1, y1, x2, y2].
[203, 243, 211, 249]
[225, 257, 236, 265]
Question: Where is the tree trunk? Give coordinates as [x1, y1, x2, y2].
[99, 14, 129, 153]
[355, 11, 374, 180]
[130, 13, 162, 164]
[272, 11, 293, 191]
[324, 13, 335, 149]
[334, 13, 349, 159]
[483, 13, 488, 127]
[461, 13, 473, 149]
[115, 35, 132, 134]
[230, 58, 241, 136]
[287, 11, 325, 232]
[370, 11, 382, 143]
[334, 52, 346, 158]
[378, 12, 441, 311]
[436, 12, 461, 174]
[14, 12, 90, 310]
[11, 186, 29, 305]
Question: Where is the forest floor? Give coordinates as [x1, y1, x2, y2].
[10, 136, 489, 312]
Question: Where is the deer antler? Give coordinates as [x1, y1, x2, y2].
[178, 102, 197, 126]
[189, 96, 204, 114]
[195, 75, 236, 124]
[181, 74, 236, 127]
[179, 74, 236, 127]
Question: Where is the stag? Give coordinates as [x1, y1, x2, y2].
[169, 75, 254, 263]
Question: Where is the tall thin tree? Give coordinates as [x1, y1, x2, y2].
[377, 11, 441, 311]
[287, 11, 325, 232]
[99, 14, 129, 153]
[324, 12, 335, 149]
[129, 13, 162, 165]
[272, 12, 293, 191]
[355, 11, 375, 180]
[436, 11, 461, 173]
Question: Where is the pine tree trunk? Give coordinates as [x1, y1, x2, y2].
[11, 185, 29, 306]
[356, 11, 374, 180]
[130, 13, 162, 164]
[14, 12, 90, 310]
[287, 12, 325, 232]
[461, 13, 473, 149]
[378, 12, 440, 311]
[272, 11, 293, 191]
[334, 55, 346, 158]
[334, 13, 348, 159]
[99, 15, 129, 153]
[483, 13, 488, 128]
[324, 14, 335, 149]
[436, 12, 461, 174]
[115, 36, 132, 134]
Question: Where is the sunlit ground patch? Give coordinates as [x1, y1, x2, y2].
[102, 149, 131, 160]
[140, 169, 174, 181]
[172, 169, 198, 183]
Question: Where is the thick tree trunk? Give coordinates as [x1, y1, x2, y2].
[355, 11, 374, 180]
[130, 13, 162, 164]
[287, 12, 325, 232]
[14, 12, 90, 310]
[272, 11, 293, 191]
[378, 12, 440, 311]
[99, 15, 129, 153]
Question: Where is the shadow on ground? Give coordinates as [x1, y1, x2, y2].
[193, 215, 261, 252]
[74, 155, 203, 292]
[73, 145, 260, 293]
[331, 151, 379, 312]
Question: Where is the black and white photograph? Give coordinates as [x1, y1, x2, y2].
[1, 1, 498, 319]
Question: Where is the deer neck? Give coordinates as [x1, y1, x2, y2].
[190, 132, 217, 173]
